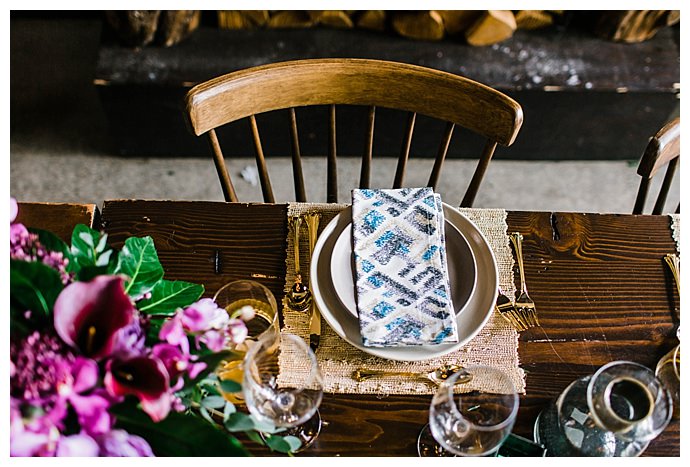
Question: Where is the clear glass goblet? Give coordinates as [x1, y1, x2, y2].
[243, 332, 324, 452]
[418, 365, 519, 457]
[213, 280, 279, 402]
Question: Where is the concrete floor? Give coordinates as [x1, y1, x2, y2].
[9, 148, 679, 214]
[8, 15, 681, 215]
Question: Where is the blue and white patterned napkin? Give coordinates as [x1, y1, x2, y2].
[351, 187, 458, 347]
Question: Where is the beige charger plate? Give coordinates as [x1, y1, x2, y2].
[310, 203, 498, 362]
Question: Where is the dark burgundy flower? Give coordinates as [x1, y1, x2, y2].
[104, 357, 171, 422]
[54, 276, 135, 360]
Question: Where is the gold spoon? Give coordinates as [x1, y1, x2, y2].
[352, 364, 471, 386]
[284, 215, 312, 312]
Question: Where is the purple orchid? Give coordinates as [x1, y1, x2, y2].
[55, 357, 115, 436]
[151, 343, 206, 390]
[55, 433, 100, 456]
[159, 314, 188, 351]
[181, 298, 230, 332]
[104, 356, 172, 422]
[110, 320, 147, 360]
[94, 429, 154, 457]
[53, 276, 136, 360]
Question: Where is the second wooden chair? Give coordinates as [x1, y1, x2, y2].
[633, 117, 680, 214]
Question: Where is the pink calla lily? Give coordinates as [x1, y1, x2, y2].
[54, 276, 135, 360]
[104, 356, 171, 422]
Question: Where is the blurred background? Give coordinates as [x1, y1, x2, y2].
[9, 10, 680, 212]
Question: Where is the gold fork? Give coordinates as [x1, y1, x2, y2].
[510, 232, 540, 328]
[495, 286, 528, 331]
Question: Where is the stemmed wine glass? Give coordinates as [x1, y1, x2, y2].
[418, 365, 519, 457]
[243, 332, 324, 451]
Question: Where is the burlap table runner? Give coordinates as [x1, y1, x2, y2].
[279, 202, 526, 395]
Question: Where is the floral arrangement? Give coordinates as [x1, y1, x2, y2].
[9, 198, 300, 456]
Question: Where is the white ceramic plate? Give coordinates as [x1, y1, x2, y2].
[310, 203, 498, 362]
[330, 217, 477, 319]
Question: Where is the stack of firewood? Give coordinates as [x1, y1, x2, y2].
[218, 10, 561, 45]
[106, 10, 680, 48]
[594, 10, 680, 43]
[105, 10, 201, 47]
[218, 10, 680, 45]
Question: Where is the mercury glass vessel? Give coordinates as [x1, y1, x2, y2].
[534, 361, 672, 456]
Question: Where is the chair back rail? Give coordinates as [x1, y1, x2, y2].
[186, 58, 523, 204]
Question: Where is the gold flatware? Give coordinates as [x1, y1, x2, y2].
[664, 253, 680, 339]
[495, 286, 527, 331]
[285, 215, 312, 312]
[352, 364, 471, 386]
[665, 254, 680, 297]
[304, 212, 322, 351]
[510, 232, 540, 329]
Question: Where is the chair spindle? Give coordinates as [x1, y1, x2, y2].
[393, 112, 416, 188]
[289, 108, 307, 202]
[359, 106, 376, 189]
[208, 129, 238, 202]
[327, 104, 338, 203]
[427, 122, 455, 190]
[652, 157, 678, 214]
[248, 115, 275, 203]
[633, 177, 650, 215]
[461, 140, 498, 207]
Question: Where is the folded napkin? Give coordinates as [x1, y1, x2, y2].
[351, 187, 458, 347]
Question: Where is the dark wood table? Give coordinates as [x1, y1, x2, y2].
[18, 200, 680, 456]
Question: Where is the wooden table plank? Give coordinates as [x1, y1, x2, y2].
[93, 203, 679, 457]
[99, 200, 288, 305]
[15, 202, 97, 242]
[508, 211, 679, 457]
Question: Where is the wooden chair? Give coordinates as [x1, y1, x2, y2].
[184, 58, 523, 205]
[633, 117, 680, 214]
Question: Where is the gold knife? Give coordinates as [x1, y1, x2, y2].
[304, 212, 322, 351]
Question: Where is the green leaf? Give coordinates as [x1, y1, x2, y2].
[199, 406, 215, 425]
[201, 396, 226, 409]
[200, 382, 221, 397]
[251, 418, 281, 434]
[220, 379, 242, 394]
[264, 435, 293, 453]
[114, 236, 164, 300]
[10, 299, 32, 337]
[137, 279, 204, 315]
[71, 225, 109, 268]
[79, 231, 95, 247]
[10, 259, 64, 318]
[264, 434, 301, 454]
[111, 401, 249, 456]
[282, 436, 302, 452]
[223, 402, 237, 421]
[224, 412, 256, 432]
[245, 430, 265, 445]
[68, 224, 117, 278]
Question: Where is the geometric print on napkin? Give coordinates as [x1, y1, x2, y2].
[351, 187, 459, 347]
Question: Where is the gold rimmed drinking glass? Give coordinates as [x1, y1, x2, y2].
[656, 344, 680, 419]
[214, 279, 279, 402]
